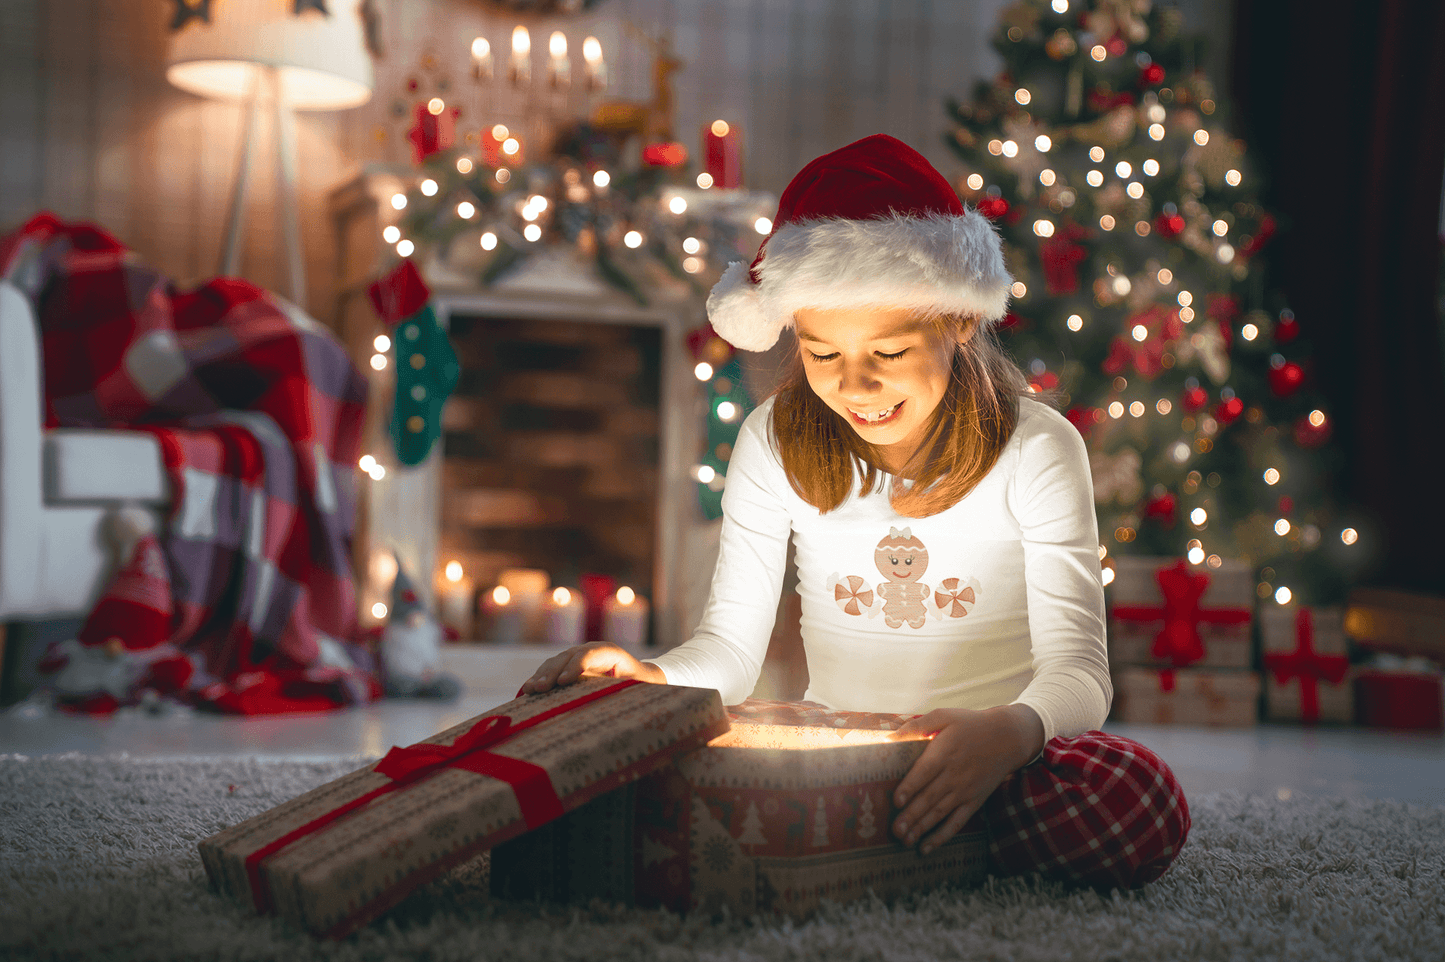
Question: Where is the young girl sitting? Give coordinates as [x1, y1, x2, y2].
[523, 134, 1189, 889]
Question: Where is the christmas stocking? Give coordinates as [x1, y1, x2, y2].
[367, 259, 459, 466]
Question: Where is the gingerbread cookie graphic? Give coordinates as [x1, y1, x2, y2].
[826, 527, 979, 629]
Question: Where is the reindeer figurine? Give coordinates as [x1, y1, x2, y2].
[591, 24, 682, 148]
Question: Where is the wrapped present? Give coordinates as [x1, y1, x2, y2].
[491, 701, 987, 918]
[1109, 557, 1254, 668]
[1261, 606, 1354, 724]
[1354, 655, 1445, 731]
[1344, 588, 1445, 661]
[1112, 666, 1261, 727]
[198, 679, 728, 938]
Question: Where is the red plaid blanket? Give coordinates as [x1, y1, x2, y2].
[2, 213, 379, 713]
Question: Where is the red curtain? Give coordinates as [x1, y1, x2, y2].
[1233, 0, 1445, 595]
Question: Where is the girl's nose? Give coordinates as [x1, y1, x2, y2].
[838, 361, 881, 399]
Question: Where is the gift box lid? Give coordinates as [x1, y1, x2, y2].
[1260, 605, 1348, 655]
[1109, 556, 1254, 609]
[199, 678, 730, 937]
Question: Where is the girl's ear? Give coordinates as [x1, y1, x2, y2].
[951, 315, 981, 350]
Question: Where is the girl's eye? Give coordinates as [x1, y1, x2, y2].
[878, 350, 908, 361]
[806, 350, 839, 362]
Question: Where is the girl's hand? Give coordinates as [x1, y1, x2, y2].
[519, 642, 667, 694]
[889, 704, 1045, 854]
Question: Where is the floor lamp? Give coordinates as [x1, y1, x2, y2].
[165, 0, 373, 307]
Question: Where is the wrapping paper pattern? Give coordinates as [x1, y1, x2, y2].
[1109, 557, 1254, 668]
[1112, 666, 1261, 727]
[199, 679, 728, 936]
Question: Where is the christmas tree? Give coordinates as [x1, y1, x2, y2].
[944, 0, 1364, 605]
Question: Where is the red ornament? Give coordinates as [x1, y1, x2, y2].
[642, 141, 688, 167]
[1294, 411, 1332, 448]
[1215, 396, 1244, 425]
[406, 101, 460, 165]
[1275, 316, 1301, 344]
[1268, 362, 1306, 397]
[367, 258, 432, 326]
[1239, 214, 1277, 259]
[1105, 36, 1128, 59]
[1278, 495, 1295, 515]
[1065, 406, 1095, 437]
[1145, 491, 1178, 527]
[997, 310, 1028, 331]
[977, 195, 1010, 220]
[1154, 213, 1185, 238]
[1087, 88, 1136, 113]
[1139, 63, 1166, 86]
[1181, 386, 1209, 412]
[1040, 225, 1089, 295]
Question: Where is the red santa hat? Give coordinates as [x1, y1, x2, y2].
[707, 134, 1013, 352]
[78, 518, 173, 652]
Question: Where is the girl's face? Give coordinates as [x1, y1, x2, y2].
[794, 305, 962, 473]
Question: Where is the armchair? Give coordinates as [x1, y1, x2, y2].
[0, 280, 168, 620]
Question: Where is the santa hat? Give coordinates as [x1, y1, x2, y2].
[390, 553, 426, 621]
[707, 134, 1013, 352]
[77, 528, 173, 652]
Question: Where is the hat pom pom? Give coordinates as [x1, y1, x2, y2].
[707, 262, 785, 352]
[108, 505, 157, 558]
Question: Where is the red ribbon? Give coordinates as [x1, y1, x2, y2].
[1263, 608, 1349, 723]
[1113, 559, 1251, 666]
[242, 678, 641, 914]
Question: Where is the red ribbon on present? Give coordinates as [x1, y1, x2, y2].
[1113, 559, 1252, 666]
[1263, 608, 1349, 723]
[242, 679, 640, 914]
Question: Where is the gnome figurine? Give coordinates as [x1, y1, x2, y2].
[380, 555, 463, 700]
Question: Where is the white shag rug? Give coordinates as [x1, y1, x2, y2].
[2, 754, 1442, 962]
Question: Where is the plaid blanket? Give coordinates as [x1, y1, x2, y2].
[2, 213, 378, 713]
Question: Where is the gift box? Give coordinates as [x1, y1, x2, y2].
[198, 679, 729, 937]
[1109, 557, 1254, 668]
[1261, 605, 1355, 724]
[490, 700, 988, 918]
[1112, 666, 1261, 727]
[1354, 655, 1445, 732]
[1344, 587, 1445, 661]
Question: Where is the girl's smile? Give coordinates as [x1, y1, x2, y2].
[795, 304, 963, 474]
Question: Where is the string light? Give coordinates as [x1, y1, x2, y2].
[1035, 134, 1051, 151]
[1156, 398, 1172, 415]
[427, 98, 444, 116]
[382, 225, 400, 243]
[682, 256, 703, 273]
[617, 586, 636, 605]
[1149, 123, 1165, 140]
[988, 139, 1004, 156]
[1099, 214, 1116, 230]
[1157, 268, 1173, 284]
[1011, 281, 1028, 297]
[390, 194, 407, 210]
[373, 334, 391, 352]
[694, 362, 714, 381]
[683, 237, 702, 254]
[457, 157, 473, 174]
[1114, 161, 1132, 178]
[1242, 323, 1259, 340]
[1039, 169, 1056, 186]
[1226, 169, 1243, 186]
[696, 172, 714, 189]
[372, 602, 388, 618]
[492, 586, 511, 605]
[1187, 545, 1205, 564]
[446, 561, 464, 582]
[1194, 130, 1210, 145]
[1217, 244, 1235, 263]
[593, 170, 611, 188]
[1127, 182, 1144, 198]
[669, 196, 688, 214]
[1341, 528, 1359, 545]
[1264, 468, 1280, 485]
[552, 586, 571, 605]
[369, 354, 387, 371]
[530, 195, 548, 212]
[523, 224, 542, 242]
[624, 230, 643, 248]
[1033, 219, 1055, 237]
[1275, 586, 1292, 605]
[1179, 306, 1196, 322]
[1001, 140, 1019, 158]
[967, 173, 985, 190]
[457, 201, 476, 219]
[1177, 291, 1193, 306]
[1171, 441, 1191, 463]
[755, 217, 773, 234]
[1135, 220, 1150, 236]
[396, 239, 415, 256]
[480, 232, 498, 250]
[492, 124, 509, 140]
[1108, 401, 1124, 418]
[711, 119, 730, 137]
[368, 462, 385, 480]
[1113, 275, 1131, 295]
[1132, 324, 1148, 341]
[1089, 146, 1105, 162]
[695, 465, 716, 483]
[1142, 159, 1160, 176]
[1067, 314, 1084, 331]
[1015, 88, 1032, 105]
[1090, 44, 1107, 61]
[496, 168, 511, 184]
[716, 401, 738, 421]
[1190, 507, 1208, 526]
[1052, 0, 1069, 11]
[1275, 518, 1291, 536]
[1086, 170, 1104, 187]
[1129, 401, 1145, 417]
[420, 179, 438, 196]
[359, 455, 375, 472]
[1212, 219, 1229, 236]
[1309, 409, 1327, 426]
[502, 137, 520, 155]
[1101, 567, 1115, 585]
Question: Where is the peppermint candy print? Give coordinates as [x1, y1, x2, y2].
[934, 578, 978, 618]
[832, 574, 875, 617]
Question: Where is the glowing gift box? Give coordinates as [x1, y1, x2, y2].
[490, 703, 988, 918]
[198, 679, 728, 938]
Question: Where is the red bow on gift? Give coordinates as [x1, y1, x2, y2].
[1263, 608, 1349, 723]
[1114, 560, 1252, 666]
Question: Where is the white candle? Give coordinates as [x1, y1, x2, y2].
[471, 36, 493, 81]
[545, 587, 585, 647]
[436, 561, 473, 638]
[483, 585, 524, 645]
[602, 586, 649, 649]
[499, 568, 549, 642]
[582, 36, 606, 91]
[548, 31, 570, 89]
[510, 25, 532, 86]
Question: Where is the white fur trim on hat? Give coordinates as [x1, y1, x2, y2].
[707, 210, 1013, 352]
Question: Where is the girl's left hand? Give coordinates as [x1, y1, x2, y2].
[888, 704, 1045, 854]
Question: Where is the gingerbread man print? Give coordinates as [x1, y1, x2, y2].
[827, 527, 979, 628]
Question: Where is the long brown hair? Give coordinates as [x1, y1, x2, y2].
[770, 315, 1032, 517]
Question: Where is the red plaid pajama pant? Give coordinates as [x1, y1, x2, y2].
[982, 730, 1190, 889]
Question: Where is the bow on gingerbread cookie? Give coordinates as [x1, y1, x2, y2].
[826, 528, 980, 630]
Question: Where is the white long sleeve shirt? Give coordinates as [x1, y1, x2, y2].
[647, 395, 1112, 744]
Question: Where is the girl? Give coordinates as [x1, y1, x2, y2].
[523, 134, 1188, 889]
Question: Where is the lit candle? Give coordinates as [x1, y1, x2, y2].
[703, 119, 741, 189]
[545, 586, 585, 647]
[436, 560, 473, 639]
[602, 586, 649, 648]
[510, 25, 532, 86]
[471, 36, 493, 81]
[482, 585, 523, 645]
[582, 35, 606, 91]
[499, 567, 549, 642]
[548, 31, 570, 89]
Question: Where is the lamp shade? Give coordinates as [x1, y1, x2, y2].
[166, 0, 373, 110]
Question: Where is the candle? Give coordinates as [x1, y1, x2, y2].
[582, 35, 606, 91]
[510, 25, 532, 86]
[471, 36, 493, 81]
[548, 31, 570, 90]
[482, 585, 523, 644]
[703, 119, 741, 189]
[602, 586, 649, 648]
[499, 567, 549, 642]
[545, 586, 585, 647]
[436, 560, 473, 639]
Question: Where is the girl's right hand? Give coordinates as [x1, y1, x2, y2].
[519, 642, 667, 694]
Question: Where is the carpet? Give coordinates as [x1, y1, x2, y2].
[2, 755, 1442, 962]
